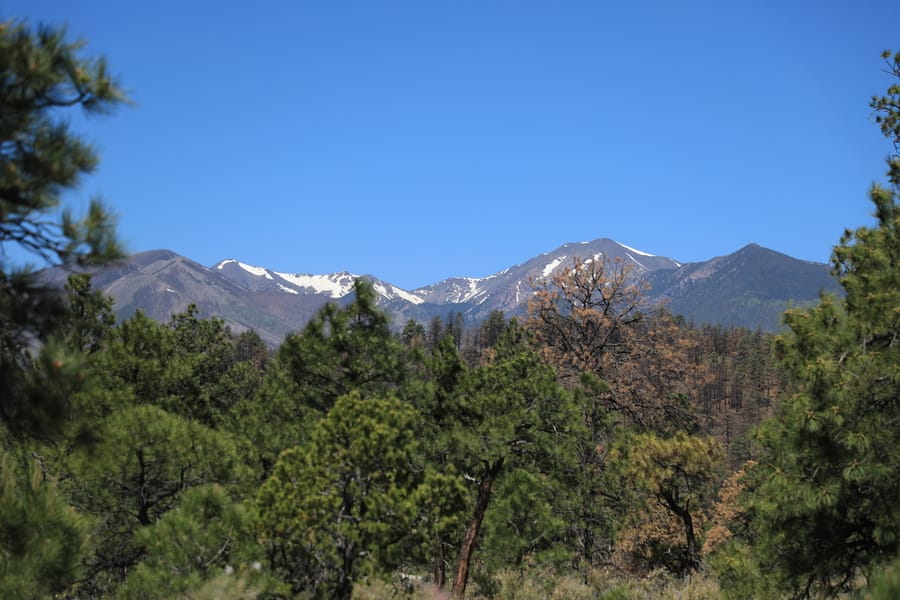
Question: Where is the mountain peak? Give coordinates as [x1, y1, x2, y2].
[37, 239, 840, 343]
[733, 243, 817, 264]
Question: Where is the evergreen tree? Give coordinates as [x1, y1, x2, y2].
[62, 273, 116, 355]
[736, 51, 900, 598]
[416, 335, 471, 587]
[0, 453, 87, 598]
[1, 20, 125, 437]
[276, 279, 410, 413]
[221, 365, 304, 483]
[256, 392, 463, 600]
[166, 306, 242, 424]
[77, 306, 256, 427]
[479, 467, 570, 572]
[67, 405, 241, 595]
[0, 21, 125, 598]
[617, 431, 722, 575]
[478, 310, 506, 350]
[401, 318, 426, 348]
[445, 322, 579, 599]
[427, 314, 445, 351]
[446, 310, 465, 350]
[230, 280, 415, 483]
[118, 484, 281, 599]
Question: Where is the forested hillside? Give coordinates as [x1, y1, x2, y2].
[1, 21, 898, 599]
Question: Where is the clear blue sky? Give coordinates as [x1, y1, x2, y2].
[5, 0, 898, 289]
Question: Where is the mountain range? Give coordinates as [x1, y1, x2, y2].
[38, 238, 842, 346]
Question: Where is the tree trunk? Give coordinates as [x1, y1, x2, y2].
[451, 457, 504, 600]
[434, 531, 446, 589]
[334, 538, 356, 600]
[679, 505, 698, 573]
[580, 518, 594, 569]
[660, 490, 698, 574]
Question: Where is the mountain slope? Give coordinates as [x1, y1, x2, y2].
[646, 244, 841, 330]
[413, 238, 681, 320]
[39, 250, 311, 346]
[37, 239, 839, 343]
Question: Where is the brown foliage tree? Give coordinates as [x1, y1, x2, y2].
[526, 256, 710, 571]
[527, 255, 705, 432]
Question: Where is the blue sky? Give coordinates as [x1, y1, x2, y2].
[5, 1, 898, 289]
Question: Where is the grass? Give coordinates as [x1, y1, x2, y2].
[351, 568, 723, 599]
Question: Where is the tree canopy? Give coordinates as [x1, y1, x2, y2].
[723, 50, 900, 598]
[1, 19, 125, 438]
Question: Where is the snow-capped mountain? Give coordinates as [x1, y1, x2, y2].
[211, 239, 679, 318]
[214, 259, 361, 298]
[213, 259, 427, 305]
[415, 238, 680, 315]
[37, 237, 839, 344]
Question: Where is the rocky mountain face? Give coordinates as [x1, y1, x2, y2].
[38, 239, 840, 344]
[37, 250, 306, 346]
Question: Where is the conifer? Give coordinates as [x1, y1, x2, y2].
[742, 50, 900, 598]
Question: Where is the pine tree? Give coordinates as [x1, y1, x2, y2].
[443, 322, 580, 599]
[1, 20, 125, 437]
[256, 392, 463, 600]
[617, 431, 722, 574]
[738, 51, 900, 598]
[417, 334, 470, 587]
[66, 405, 241, 595]
[118, 484, 281, 599]
[0, 453, 87, 598]
[401, 318, 426, 347]
[276, 279, 410, 413]
[0, 34, 127, 573]
[62, 273, 116, 355]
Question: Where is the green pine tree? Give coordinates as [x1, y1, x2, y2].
[1, 20, 125, 437]
[256, 392, 463, 600]
[0, 453, 87, 598]
[735, 50, 900, 598]
[276, 279, 411, 413]
[66, 405, 242, 595]
[441, 322, 580, 599]
[617, 430, 722, 575]
[118, 484, 283, 599]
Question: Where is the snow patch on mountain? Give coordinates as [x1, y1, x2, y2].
[373, 282, 425, 305]
[391, 287, 425, 305]
[542, 256, 566, 278]
[275, 272, 356, 298]
[624, 253, 643, 267]
[460, 278, 488, 303]
[277, 283, 299, 295]
[415, 276, 492, 304]
[217, 259, 274, 280]
[616, 242, 655, 257]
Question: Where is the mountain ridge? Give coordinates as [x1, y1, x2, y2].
[38, 238, 841, 343]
